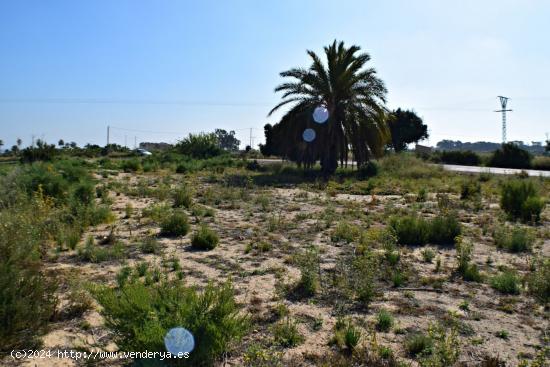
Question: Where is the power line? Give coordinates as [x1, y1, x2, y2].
[0, 97, 272, 107]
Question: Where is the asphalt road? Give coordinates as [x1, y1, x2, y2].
[252, 159, 550, 177]
[440, 164, 550, 177]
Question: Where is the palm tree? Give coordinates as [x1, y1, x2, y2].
[269, 40, 389, 176]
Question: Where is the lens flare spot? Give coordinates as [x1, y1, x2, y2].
[165, 327, 195, 355]
[302, 128, 316, 142]
[313, 105, 329, 124]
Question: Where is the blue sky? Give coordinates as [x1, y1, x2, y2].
[0, 0, 548, 149]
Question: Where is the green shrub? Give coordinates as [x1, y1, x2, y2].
[135, 262, 149, 277]
[455, 237, 481, 282]
[73, 182, 95, 204]
[460, 180, 481, 200]
[17, 163, 69, 201]
[124, 203, 133, 219]
[500, 180, 543, 223]
[331, 318, 362, 352]
[142, 203, 171, 223]
[120, 158, 142, 172]
[176, 133, 223, 159]
[140, 237, 162, 254]
[272, 317, 304, 348]
[357, 161, 379, 179]
[78, 236, 125, 263]
[520, 196, 544, 223]
[526, 258, 550, 304]
[351, 251, 379, 305]
[293, 246, 320, 297]
[376, 309, 394, 332]
[428, 215, 461, 245]
[491, 269, 520, 295]
[489, 143, 532, 169]
[0, 203, 57, 351]
[421, 248, 436, 263]
[390, 214, 461, 246]
[93, 280, 248, 365]
[436, 150, 481, 166]
[243, 344, 283, 367]
[160, 211, 190, 237]
[406, 332, 433, 356]
[390, 215, 430, 246]
[191, 225, 219, 250]
[331, 221, 360, 243]
[493, 225, 533, 253]
[419, 323, 460, 367]
[532, 156, 550, 171]
[173, 186, 193, 208]
[417, 187, 427, 202]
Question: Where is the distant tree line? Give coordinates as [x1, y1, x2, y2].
[436, 140, 546, 154]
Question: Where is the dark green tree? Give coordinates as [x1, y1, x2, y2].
[269, 40, 389, 176]
[489, 143, 532, 169]
[176, 133, 223, 159]
[214, 129, 240, 151]
[259, 124, 274, 157]
[387, 108, 428, 152]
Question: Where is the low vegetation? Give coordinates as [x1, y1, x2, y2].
[0, 148, 547, 366]
[93, 279, 248, 365]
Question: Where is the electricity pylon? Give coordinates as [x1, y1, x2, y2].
[495, 96, 512, 143]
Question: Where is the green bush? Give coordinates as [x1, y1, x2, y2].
[331, 318, 362, 352]
[0, 202, 57, 351]
[419, 323, 460, 367]
[176, 133, 223, 159]
[491, 269, 520, 295]
[351, 251, 379, 306]
[293, 246, 320, 298]
[493, 225, 533, 253]
[520, 196, 544, 223]
[191, 225, 219, 250]
[120, 158, 142, 172]
[460, 180, 481, 200]
[357, 161, 379, 179]
[17, 163, 69, 201]
[390, 215, 430, 246]
[140, 237, 162, 254]
[436, 150, 480, 166]
[78, 236, 125, 263]
[489, 143, 532, 169]
[428, 215, 461, 245]
[73, 182, 95, 204]
[500, 180, 543, 223]
[421, 248, 436, 263]
[526, 258, 550, 304]
[406, 332, 433, 356]
[93, 279, 248, 365]
[375, 309, 394, 332]
[272, 317, 304, 348]
[160, 211, 190, 237]
[331, 221, 360, 243]
[173, 186, 193, 208]
[390, 214, 461, 246]
[455, 237, 481, 282]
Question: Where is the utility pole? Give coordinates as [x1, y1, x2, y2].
[107, 125, 110, 146]
[134, 136, 137, 149]
[495, 96, 512, 143]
